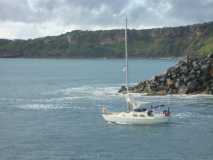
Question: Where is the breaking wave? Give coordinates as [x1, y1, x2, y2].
[16, 104, 89, 110]
[16, 104, 63, 110]
[50, 85, 121, 100]
[44, 84, 213, 102]
[4, 84, 212, 111]
[0, 96, 82, 103]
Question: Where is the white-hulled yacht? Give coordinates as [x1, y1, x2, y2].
[101, 17, 171, 125]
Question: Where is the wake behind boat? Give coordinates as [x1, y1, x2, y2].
[101, 17, 171, 125]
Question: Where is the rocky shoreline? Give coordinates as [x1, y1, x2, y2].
[119, 54, 213, 95]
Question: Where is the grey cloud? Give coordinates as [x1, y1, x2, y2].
[0, 0, 213, 39]
[0, 0, 53, 23]
[0, 0, 31, 22]
[168, 0, 213, 24]
[1, 0, 213, 26]
[35, 0, 131, 26]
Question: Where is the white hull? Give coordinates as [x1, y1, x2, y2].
[102, 112, 169, 125]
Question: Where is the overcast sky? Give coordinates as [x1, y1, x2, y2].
[0, 0, 213, 39]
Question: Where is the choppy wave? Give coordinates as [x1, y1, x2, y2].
[174, 112, 193, 119]
[129, 93, 213, 105]
[173, 112, 213, 121]
[131, 93, 213, 99]
[44, 84, 213, 101]
[49, 85, 121, 100]
[3, 84, 213, 111]
[169, 94, 213, 99]
[16, 104, 89, 110]
[17, 104, 62, 110]
[0, 96, 82, 103]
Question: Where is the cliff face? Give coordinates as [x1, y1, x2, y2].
[119, 54, 213, 95]
[1, 21, 213, 58]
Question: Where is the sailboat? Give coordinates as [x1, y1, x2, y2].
[101, 17, 171, 125]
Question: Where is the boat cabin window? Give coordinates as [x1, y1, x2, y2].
[134, 108, 147, 112]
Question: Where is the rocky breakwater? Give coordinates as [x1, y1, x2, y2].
[119, 54, 213, 95]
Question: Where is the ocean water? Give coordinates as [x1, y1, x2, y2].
[0, 58, 213, 160]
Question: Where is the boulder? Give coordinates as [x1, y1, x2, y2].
[195, 70, 201, 76]
[121, 55, 213, 95]
[208, 67, 213, 77]
[183, 76, 190, 83]
[192, 61, 200, 70]
[207, 53, 213, 59]
[201, 64, 208, 70]
[178, 85, 188, 94]
[143, 81, 153, 93]
[159, 76, 166, 83]
[180, 65, 188, 74]
[118, 85, 127, 93]
[175, 79, 181, 88]
[166, 79, 174, 87]
[167, 66, 176, 73]
[177, 60, 187, 66]
[187, 80, 199, 92]
[157, 90, 167, 95]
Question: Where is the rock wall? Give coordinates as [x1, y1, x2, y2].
[119, 54, 213, 95]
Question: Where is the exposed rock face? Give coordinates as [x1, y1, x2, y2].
[119, 54, 213, 95]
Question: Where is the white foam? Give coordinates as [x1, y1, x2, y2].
[0, 98, 26, 102]
[16, 103, 89, 110]
[92, 87, 120, 97]
[63, 96, 83, 101]
[50, 85, 121, 100]
[17, 104, 63, 110]
[117, 92, 213, 99]
[129, 93, 213, 106]
[0, 96, 83, 103]
[174, 112, 193, 119]
[46, 84, 213, 102]
[41, 96, 82, 102]
[20, 85, 213, 109]
[169, 94, 213, 99]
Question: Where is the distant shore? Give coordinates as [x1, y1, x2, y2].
[0, 56, 181, 60]
[1, 21, 213, 58]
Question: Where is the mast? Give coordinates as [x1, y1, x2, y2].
[125, 16, 131, 111]
[125, 16, 129, 94]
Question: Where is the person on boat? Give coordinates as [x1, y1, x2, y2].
[147, 110, 153, 116]
[163, 108, 171, 117]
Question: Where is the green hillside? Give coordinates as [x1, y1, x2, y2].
[1, 22, 213, 58]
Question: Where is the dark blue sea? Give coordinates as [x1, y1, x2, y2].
[0, 58, 213, 160]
